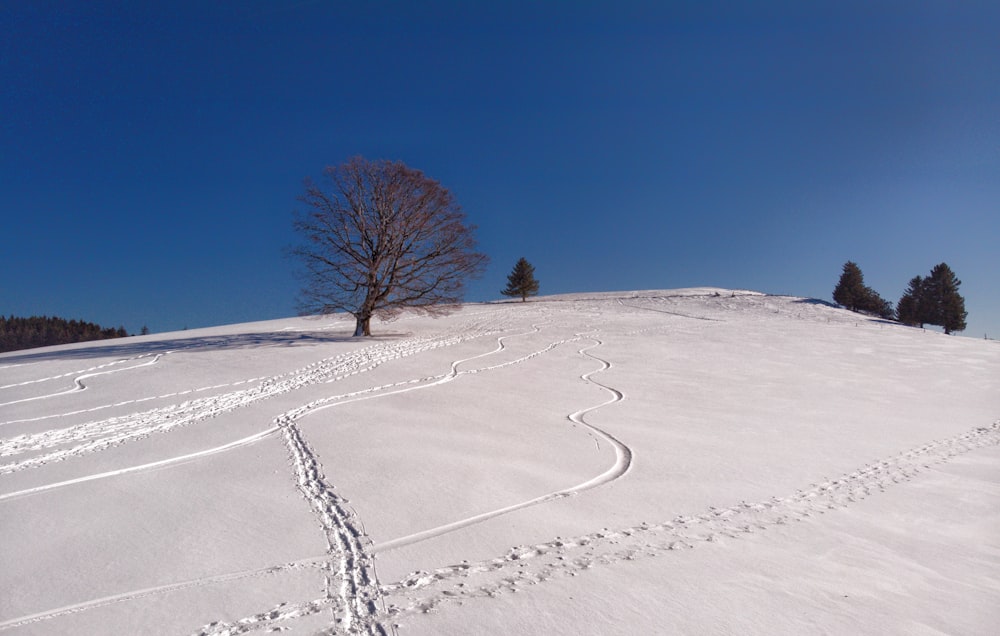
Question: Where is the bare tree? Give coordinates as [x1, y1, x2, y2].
[292, 157, 488, 336]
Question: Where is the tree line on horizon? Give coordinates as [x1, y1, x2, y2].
[833, 261, 968, 334]
[290, 156, 975, 339]
[0, 315, 129, 354]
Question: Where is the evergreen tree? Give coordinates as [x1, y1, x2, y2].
[0, 315, 129, 353]
[923, 263, 967, 334]
[833, 261, 866, 311]
[501, 257, 540, 302]
[861, 292, 896, 321]
[832, 261, 893, 319]
[896, 276, 926, 327]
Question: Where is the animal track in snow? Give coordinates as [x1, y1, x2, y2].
[379, 420, 1000, 619]
[192, 322, 625, 635]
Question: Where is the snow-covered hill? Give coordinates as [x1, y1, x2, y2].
[1, 290, 997, 635]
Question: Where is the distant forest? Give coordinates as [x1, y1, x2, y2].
[0, 316, 128, 353]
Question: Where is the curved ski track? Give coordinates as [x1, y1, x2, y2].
[5, 307, 997, 635]
[0, 373, 273, 427]
[373, 336, 632, 553]
[0, 354, 164, 390]
[0, 317, 508, 475]
[381, 420, 1000, 619]
[192, 321, 636, 635]
[0, 353, 167, 408]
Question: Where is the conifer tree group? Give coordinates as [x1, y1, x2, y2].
[832, 261, 895, 319]
[896, 263, 967, 334]
[832, 261, 968, 334]
[501, 257, 540, 302]
[0, 316, 128, 353]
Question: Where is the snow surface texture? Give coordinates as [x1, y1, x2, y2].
[1, 289, 997, 635]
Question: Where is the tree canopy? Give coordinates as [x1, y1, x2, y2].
[0, 316, 128, 353]
[292, 157, 488, 336]
[898, 263, 967, 334]
[832, 261, 895, 320]
[501, 257, 540, 302]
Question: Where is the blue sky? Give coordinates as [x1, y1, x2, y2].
[3, 1, 998, 338]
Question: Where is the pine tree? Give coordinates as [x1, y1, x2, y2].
[896, 276, 925, 327]
[862, 292, 896, 321]
[501, 257, 540, 302]
[924, 263, 967, 334]
[833, 261, 866, 311]
[0, 315, 129, 353]
[832, 261, 893, 319]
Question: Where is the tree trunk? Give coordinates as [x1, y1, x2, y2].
[353, 315, 371, 337]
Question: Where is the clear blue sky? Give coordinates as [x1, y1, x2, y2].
[3, 1, 998, 338]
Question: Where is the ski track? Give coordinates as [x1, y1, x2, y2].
[3, 315, 634, 635]
[373, 336, 632, 553]
[0, 559, 330, 632]
[191, 320, 633, 635]
[616, 297, 724, 322]
[0, 353, 167, 408]
[6, 302, 996, 635]
[0, 353, 163, 390]
[190, 320, 570, 635]
[379, 421, 1000, 620]
[0, 316, 510, 474]
[0, 374, 272, 427]
[0, 317, 551, 500]
[16, 419, 995, 634]
[0, 311, 524, 634]
[0, 426, 281, 502]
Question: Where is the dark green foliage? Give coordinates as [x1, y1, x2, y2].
[0, 316, 128, 353]
[501, 257, 540, 302]
[896, 264, 968, 334]
[832, 261, 895, 319]
[833, 261, 865, 310]
[896, 276, 926, 327]
[922, 263, 968, 334]
[864, 294, 896, 321]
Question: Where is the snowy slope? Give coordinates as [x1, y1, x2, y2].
[1, 290, 997, 635]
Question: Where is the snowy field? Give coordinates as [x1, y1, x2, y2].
[1, 289, 997, 635]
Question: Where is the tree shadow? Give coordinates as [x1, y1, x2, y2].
[790, 298, 838, 308]
[0, 330, 362, 363]
[791, 298, 902, 327]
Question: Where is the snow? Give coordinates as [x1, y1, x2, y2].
[1, 289, 997, 635]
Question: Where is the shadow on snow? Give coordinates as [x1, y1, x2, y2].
[0, 330, 374, 363]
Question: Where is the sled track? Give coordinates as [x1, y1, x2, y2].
[380, 420, 1000, 619]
